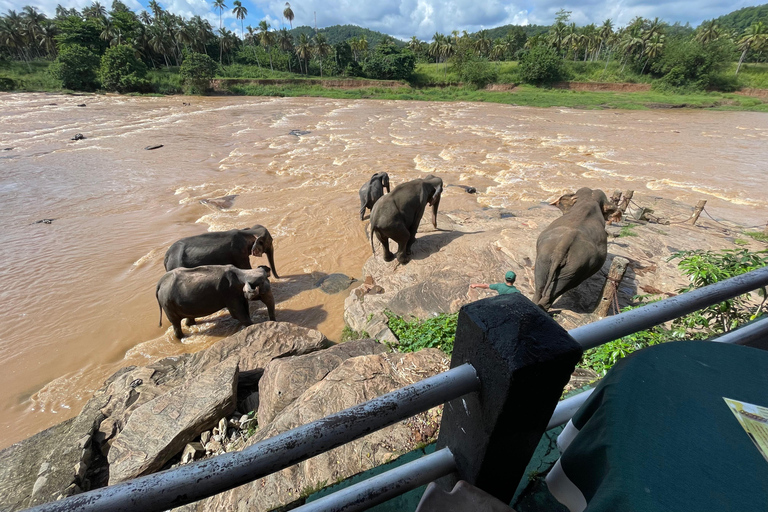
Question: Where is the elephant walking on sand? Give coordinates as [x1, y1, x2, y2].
[359, 172, 390, 220]
[533, 187, 620, 310]
[369, 174, 443, 264]
[164, 224, 279, 278]
[157, 265, 275, 339]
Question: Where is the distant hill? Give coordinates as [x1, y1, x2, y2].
[715, 3, 768, 33]
[480, 24, 550, 40]
[287, 25, 405, 47]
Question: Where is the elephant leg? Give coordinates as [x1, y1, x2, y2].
[167, 312, 185, 339]
[185, 317, 196, 326]
[391, 226, 413, 264]
[228, 298, 254, 327]
[260, 290, 276, 321]
[375, 230, 395, 262]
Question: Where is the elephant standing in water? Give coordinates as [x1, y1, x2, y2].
[359, 172, 390, 220]
[369, 174, 443, 264]
[533, 188, 620, 310]
[157, 265, 275, 339]
[164, 224, 279, 278]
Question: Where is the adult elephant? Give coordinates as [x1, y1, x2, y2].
[164, 224, 279, 278]
[533, 187, 619, 311]
[369, 174, 443, 264]
[359, 172, 391, 220]
[157, 265, 275, 339]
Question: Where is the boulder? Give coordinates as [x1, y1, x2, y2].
[314, 273, 358, 294]
[178, 349, 450, 512]
[258, 339, 389, 424]
[107, 358, 239, 484]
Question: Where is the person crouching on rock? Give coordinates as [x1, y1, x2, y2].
[470, 271, 520, 295]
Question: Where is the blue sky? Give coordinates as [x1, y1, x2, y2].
[2, 0, 761, 40]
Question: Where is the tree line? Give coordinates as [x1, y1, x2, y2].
[0, 1, 767, 93]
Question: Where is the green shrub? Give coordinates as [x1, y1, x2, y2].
[180, 52, 219, 94]
[619, 225, 638, 237]
[651, 38, 733, 91]
[458, 58, 498, 89]
[340, 325, 370, 342]
[362, 45, 415, 81]
[517, 45, 565, 85]
[745, 231, 768, 243]
[0, 77, 16, 91]
[100, 45, 149, 93]
[49, 44, 100, 90]
[385, 311, 458, 355]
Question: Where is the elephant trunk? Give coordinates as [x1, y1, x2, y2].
[430, 196, 440, 229]
[266, 245, 280, 279]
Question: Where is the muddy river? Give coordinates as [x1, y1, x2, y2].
[0, 93, 766, 449]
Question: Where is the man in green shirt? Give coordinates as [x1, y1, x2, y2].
[470, 271, 520, 295]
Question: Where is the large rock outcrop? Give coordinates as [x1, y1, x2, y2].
[178, 349, 450, 511]
[258, 338, 388, 424]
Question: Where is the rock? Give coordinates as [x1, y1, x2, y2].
[200, 195, 237, 210]
[288, 129, 310, 136]
[107, 358, 239, 484]
[144, 144, 163, 150]
[204, 440, 223, 454]
[76, 104, 86, 107]
[181, 443, 205, 464]
[32, 218, 56, 225]
[258, 339, 389, 424]
[564, 368, 599, 393]
[200, 431, 211, 445]
[314, 273, 357, 294]
[179, 350, 449, 512]
[241, 391, 259, 415]
[71, 133, 84, 141]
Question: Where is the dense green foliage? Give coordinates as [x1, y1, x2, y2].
[385, 311, 458, 355]
[457, 57, 499, 89]
[49, 44, 100, 90]
[716, 4, 768, 33]
[580, 248, 768, 376]
[518, 45, 565, 85]
[99, 44, 148, 92]
[651, 38, 736, 91]
[361, 43, 415, 80]
[179, 51, 218, 93]
[288, 25, 403, 48]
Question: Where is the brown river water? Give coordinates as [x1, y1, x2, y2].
[0, 93, 766, 449]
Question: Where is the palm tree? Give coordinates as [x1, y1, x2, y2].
[696, 20, 720, 45]
[475, 29, 491, 58]
[147, 0, 162, 20]
[295, 32, 311, 74]
[278, 27, 293, 71]
[258, 20, 274, 70]
[213, 0, 227, 63]
[218, 27, 237, 64]
[83, 1, 107, 19]
[313, 32, 331, 76]
[38, 22, 59, 57]
[736, 22, 767, 75]
[232, 0, 247, 40]
[283, 2, 294, 29]
[597, 19, 613, 60]
[641, 33, 664, 73]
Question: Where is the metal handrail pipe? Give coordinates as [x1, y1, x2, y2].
[710, 316, 768, 346]
[546, 388, 595, 430]
[294, 448, 457, 512]
[25, 364, 480, 512]
[569, 266, 768, 350]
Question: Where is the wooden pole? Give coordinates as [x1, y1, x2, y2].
[595, 256, 629, 317]
[610, 190, 622, 206]
[618, 190, 634, 214]
[688, 200, 707, 225]
[763, 221, 768, 236]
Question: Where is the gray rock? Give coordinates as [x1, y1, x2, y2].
[314, 273, 358, 294]
[241, 392, 259, 414]
[107, 358, 239, 484]
[258, 339, 389, 424]
[181, 443, 205, 464]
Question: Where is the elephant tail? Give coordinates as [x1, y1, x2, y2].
[370, 227, 376, 256]
[157, 290, 163, 327]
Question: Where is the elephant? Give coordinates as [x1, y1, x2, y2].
[533, 187, 620, 311]
[164, 224, 279, 278]
[369, 174, 443, 264]
[156, 264, 275, 339]
[359, 172, 391, 220]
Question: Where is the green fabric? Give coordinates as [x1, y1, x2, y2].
[489, 282, 520, 295]
[560, 341, 768, 512]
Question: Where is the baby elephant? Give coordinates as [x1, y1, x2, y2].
[156, 265, 276, 339]
[359, 172, 390, 220]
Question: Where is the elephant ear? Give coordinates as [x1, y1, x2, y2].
[251, 236, 265, 256]
[428, 181, 443, 205]
[551, 193, 577, 213]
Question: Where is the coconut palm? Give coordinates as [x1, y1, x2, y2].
[408, 35, 422, 54]
[313, 32, 331, 76]
[641, 33, 664, 73]
[147, 0, 162, 20]
[696, 20, 720, 45]
[295, 32, 311, 74]
[258, 20, 275, 70]
[213, 0, 227, 63]
[278, 27, 293, 71]
[283, 2, 294, 29]
[83, 1, 107, 19]
[232, 0, 247, 40]
[38, 22, 59, 56]
[218, 27, 237, 64]
[475, 29, 491, 57]
[736, 22, 767, 75]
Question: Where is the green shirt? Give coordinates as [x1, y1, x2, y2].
[489, 282, 520, 295]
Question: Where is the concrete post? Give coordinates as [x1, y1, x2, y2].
[435, 293, 583, 504]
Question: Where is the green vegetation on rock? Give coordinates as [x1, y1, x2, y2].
[385, 311, 458, 355]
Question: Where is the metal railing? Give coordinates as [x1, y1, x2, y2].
[25, 266, 768, 512]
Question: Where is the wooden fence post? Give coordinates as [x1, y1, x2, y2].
[595, 257, 630, 317]
[618, 190, 634, 214]
[688, 200, 707, 225]
[610, 190, 622, 206]
[763, 222, 768, 236]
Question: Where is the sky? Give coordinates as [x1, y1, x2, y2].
[1, 0, 762, 40]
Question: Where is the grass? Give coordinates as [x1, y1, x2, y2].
[745, 231, 768, 243]
[619, 225, 639, 237]
[0, 60, 61, 91]
[340, 325, 370, 342]
[385, 311, 458, 355]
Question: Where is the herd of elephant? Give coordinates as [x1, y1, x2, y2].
[156, 171, 620, 340]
